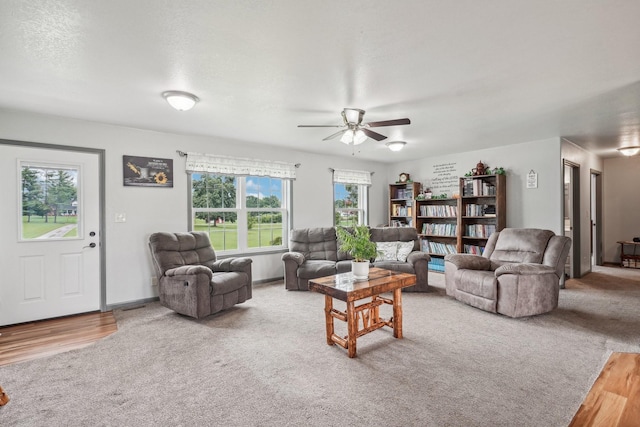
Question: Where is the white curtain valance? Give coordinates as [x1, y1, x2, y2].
[332, 168, 372, 186]
[186, 152, 296, 179]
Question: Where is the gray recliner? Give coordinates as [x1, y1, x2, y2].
[148, 231, 252, 319]
[444, 228, 571, 318]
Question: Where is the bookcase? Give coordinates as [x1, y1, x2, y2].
[415, 198, 459, 272]
[388, 182, 420, 227]
[459, 174, 506, 254]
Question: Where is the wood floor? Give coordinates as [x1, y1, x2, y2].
[569, 352, 640, 427]
[0, 311, 117, 366]
[0, 310, 638, 425]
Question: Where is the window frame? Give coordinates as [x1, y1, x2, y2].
[189, 173, 291, 256]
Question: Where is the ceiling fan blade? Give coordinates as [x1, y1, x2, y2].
[362, 128, 387, 141]
[298, 124, 345, 128]
[323, 130, 347, 141]
[366, 118, 411, 127]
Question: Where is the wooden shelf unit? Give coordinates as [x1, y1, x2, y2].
[459, 174, 506, 255]
[415, 198, 459, 271]
[388, 182, 421, 227]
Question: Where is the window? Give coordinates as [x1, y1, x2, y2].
[334, 183, 367, 226]
[332, 168, 371, 226]
[191, 173, 290, 253]
[20, 163, 80, 240]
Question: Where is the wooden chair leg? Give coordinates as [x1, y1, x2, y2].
[0, 385, 9, 406]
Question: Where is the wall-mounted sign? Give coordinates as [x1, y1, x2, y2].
[123, 155, 173, 187]
[527, 170, 538, 189]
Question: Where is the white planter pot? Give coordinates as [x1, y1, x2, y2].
[351, 260, 370, 280]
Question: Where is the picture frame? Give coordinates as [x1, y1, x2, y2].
[123, 155, 173, 187]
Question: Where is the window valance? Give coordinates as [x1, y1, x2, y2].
[186, 152, 296, 179]
[332, 168, 372, 186]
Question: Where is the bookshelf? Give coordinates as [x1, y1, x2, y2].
[459, 174, 506, 255]
[389, 182, 420, 227]
[415, 198, 459, 272]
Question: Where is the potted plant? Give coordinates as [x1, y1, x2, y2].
[336, 225, 378, 280]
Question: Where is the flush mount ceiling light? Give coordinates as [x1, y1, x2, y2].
[617, 146, 640, 156]
[162, 91, 199, 111]
[386, 141, 407, 151]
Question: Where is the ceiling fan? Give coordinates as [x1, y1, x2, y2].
[298, 108, 410, 146]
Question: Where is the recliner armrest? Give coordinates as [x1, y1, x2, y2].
[406, 251, 430, 266]
[494, 263, 557, 277]
[444, 253, 491, 270]
[165, 265, 213, 279]
[281, 251, 305, 266]
[212, 257, 253, 273]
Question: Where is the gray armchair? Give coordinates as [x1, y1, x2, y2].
[444, 228, 571, 317]
[148, 231, 252, 319]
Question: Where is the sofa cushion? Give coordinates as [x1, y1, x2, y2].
[210, 271, 250, 295]
[455, 270, 497, 300]
[397, 241, 414, 262]
[375, 241, 398, 261]
[489, 229, 555, 264]
[289, 228, 338, 261]
[297, 260, 337, 279]
[372, 261, 415, 275]
[369, 227, 420, 252]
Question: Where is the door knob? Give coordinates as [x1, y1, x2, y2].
[83, 242, 97, 249]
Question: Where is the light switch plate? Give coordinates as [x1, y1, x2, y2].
[115, 213, 126, 223]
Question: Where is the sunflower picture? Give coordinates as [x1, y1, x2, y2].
[123, 155, 173, 187]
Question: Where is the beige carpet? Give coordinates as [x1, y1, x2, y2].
[1, 266, 639, 426]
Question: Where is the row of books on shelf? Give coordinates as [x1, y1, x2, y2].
[421, 223, 457, 236]
[421, 239, 457, 255]
[394, 188, 414, 199]
[462, 178, 496, 196]
[390, 219, 413, 227]
[464, 224, 496, 238]
[428, 257, 445, 272]
[463, 244, 485, 255]
[419, 204, 458, 217]
[391, 203, 412, 217]
[464, 203, 496, 217]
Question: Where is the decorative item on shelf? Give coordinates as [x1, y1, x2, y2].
[398, 172, 411, 183]
[433, 193, 449, 199]
[335, 225, 379, 280]
[492, 167, 506, 175]
[472, 161, 487, 176]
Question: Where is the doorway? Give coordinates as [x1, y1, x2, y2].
[590, 170, 603, 268]
[563, 160, 581, 280]
[0, 140, 105, 326]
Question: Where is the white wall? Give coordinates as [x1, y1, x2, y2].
[387, 138, 563, 234]
[0, 109, 388, 306]
[561, 139, 604, 275]
[603, 155, 640, 263]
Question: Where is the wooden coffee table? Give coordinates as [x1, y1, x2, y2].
[308, 267, 416, 358]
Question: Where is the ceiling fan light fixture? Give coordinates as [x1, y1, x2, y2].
[340, 130, 354, 144]
[162, 90, 199, 111]
[386, 141, 406, 151]
[343, 108, 365, 124]
[353, 130, 367, 145]
[617, 146, 640, 156]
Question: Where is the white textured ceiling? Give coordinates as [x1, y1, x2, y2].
[2, 0, 640, 162]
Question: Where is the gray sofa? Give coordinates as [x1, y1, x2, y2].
[281, 227, 430, 292]
[148, 231, 252, 319]
[444, 228, 571, 318]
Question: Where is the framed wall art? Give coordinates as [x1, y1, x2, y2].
[123, 155, 173, 187]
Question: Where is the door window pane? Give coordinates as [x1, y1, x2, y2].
[21, 164, 79, 240]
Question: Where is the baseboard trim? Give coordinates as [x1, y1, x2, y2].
[106, 296, 159, 311]
[253, 277, 284, 285]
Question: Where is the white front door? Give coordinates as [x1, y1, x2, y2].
[0, 143, 102, 326]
